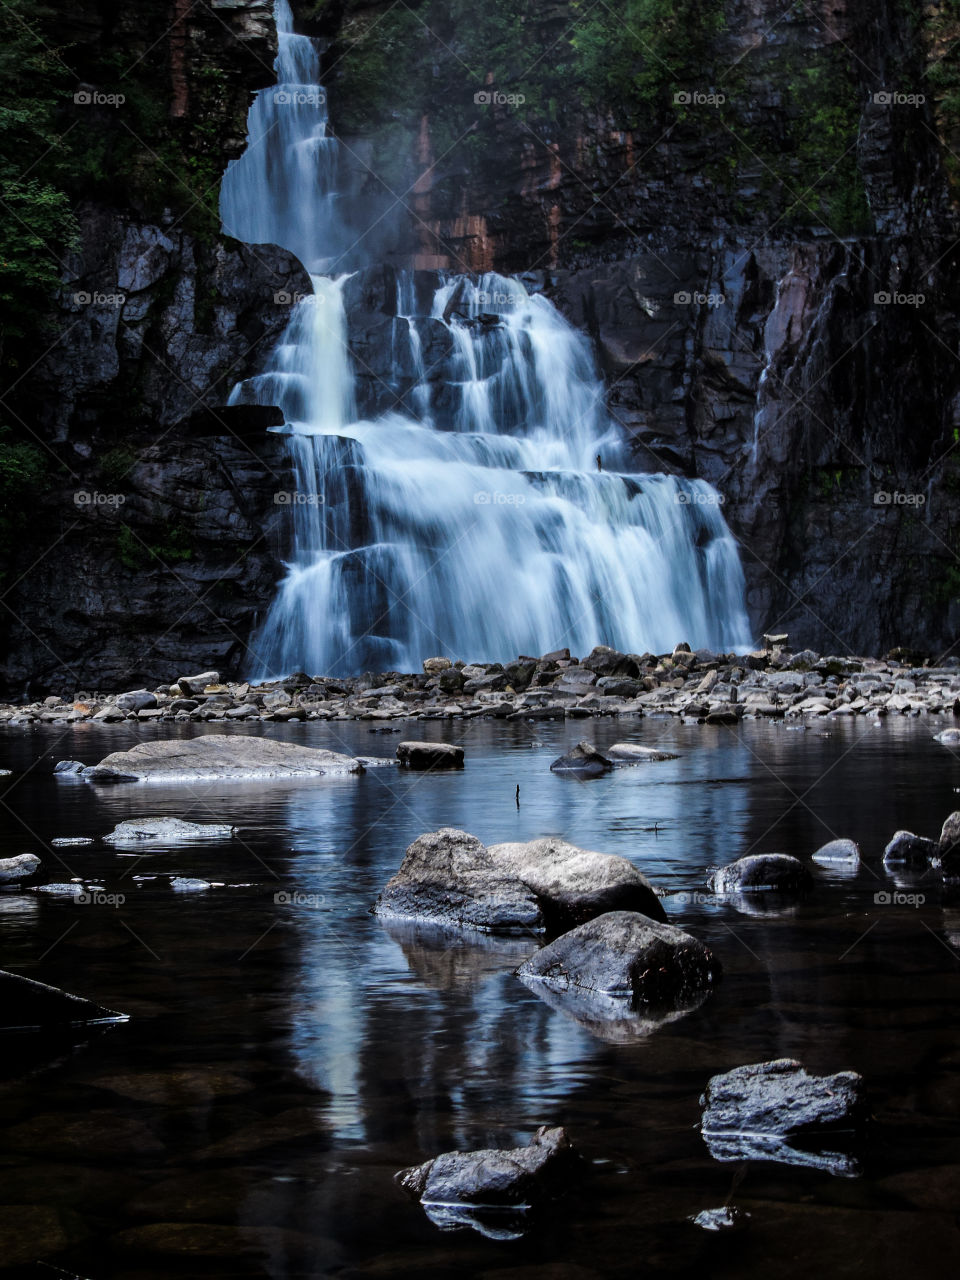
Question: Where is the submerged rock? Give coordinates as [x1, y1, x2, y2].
[812, 838, 861, 867]
[0, 853, 41, 885]
[104, 817, 236, 845]
[396, 740, 464, 769]
[75, 735, 367, 783]
[700, 1059, 866, 1176]
[50, 837, 94, 847]
[709, 854, 813, 894]
[691, 1206, 750, 1233]
[517, 910, 719, 1007]
[397, 1125, 575, 1238]
[0, 968, 128, 1032]
[605, 742, 679, 763]
[373, 829, 665, 933]
[549, 740, 613, 777]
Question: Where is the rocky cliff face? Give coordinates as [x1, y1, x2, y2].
[3, 0, 959, 695]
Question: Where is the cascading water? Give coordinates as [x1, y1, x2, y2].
[221, 1, 751, 677]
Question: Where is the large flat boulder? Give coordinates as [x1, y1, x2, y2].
[103, 817, 236, 845]
[68, 736, 367, 783]
[700, 1058, 866, 1176]
[517, 910, 720, 1007]
[0, 854, 41, 885]
[397, 1126, 575, 1238]
[373, 830, 665, 934]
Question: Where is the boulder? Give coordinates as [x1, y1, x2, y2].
[397, 1126, 575, 1238]
[934, 728, 960, 746]
[709, 854, 813, 894]
[77, 736, 367, 783]
[53, 761, 85, 776]
[177, 671, 221, 696]
[396, 741, 464, 769]
[374, 830, 665, 933]
[605, 743, 679, 763]
[811, 838, 861, 867]
[700, 1058, 866, 1176]
[0, 853, 41, 885]
[549, 740, 613, 777]
[422, 656, 452, 673]
[103, 817, 236, 845]
[691, 1206, 750, 1233]
[517, 910, 719, 1007]
[115, 689, 157, 713]
[883, 830, 938, 866]
[581, 646, 640, 678]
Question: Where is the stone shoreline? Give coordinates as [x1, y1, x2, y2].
[3, 639, 960, 727]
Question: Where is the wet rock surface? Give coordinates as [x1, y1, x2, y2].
[103, 817, 237, 845]
[67, 736, 370, 782]
[374, 830, 665, 934]
[700, 1059, 867, 1176]
[0, 853, 42, 884]
[709, 854, 813, 895]
[396, 740, 464, 769]
[397, 1126, 576, 1238]
[517, 911, 720, 1006]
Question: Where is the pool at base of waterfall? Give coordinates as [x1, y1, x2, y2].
[1, 715, 959, 1278]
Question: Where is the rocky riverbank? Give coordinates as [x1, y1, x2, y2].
[2, 638, 960, 728]
[3, 639, 960, 729]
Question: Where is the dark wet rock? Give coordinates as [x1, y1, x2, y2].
[700, 1059, 867, 1176]
[709, 854, 813, 894]
[53, 760, 86, 775]
[581, 645, 640, 678]
[812, 838, 861, 866]
[691, 1206, 750, 1232]
[396, 740, 464, 769]
[103, 817, 236, 845]
[549, 740, 613, 777]
[115, 689, 157, 712]
[0, 1203, 88, 1267]
[0, 969, 128, 1032]
[0, 853, 41, 884]
[605, 743, 679, 763]
[883, 830, 939, 866]
[90, 1068, 252, 1105]
[80, 735, 367, 782]
[397, 1126, 576, 1238]
[374, 829, 665, 933]
[517, 910, 719, 1008]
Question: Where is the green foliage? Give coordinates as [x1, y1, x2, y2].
[0, 1, 79, 354]
[0, 425, 48, 579]
[571, 0, 726, 121]
[117, 521, 194, 571]
[100, 447, 138, 488]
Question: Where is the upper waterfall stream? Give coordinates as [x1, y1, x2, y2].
[220, 0, 751, 677]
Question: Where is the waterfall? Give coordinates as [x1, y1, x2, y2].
[221, 1, 752, 678]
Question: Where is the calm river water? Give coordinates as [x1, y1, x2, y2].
[1, 715, 958, 1278]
